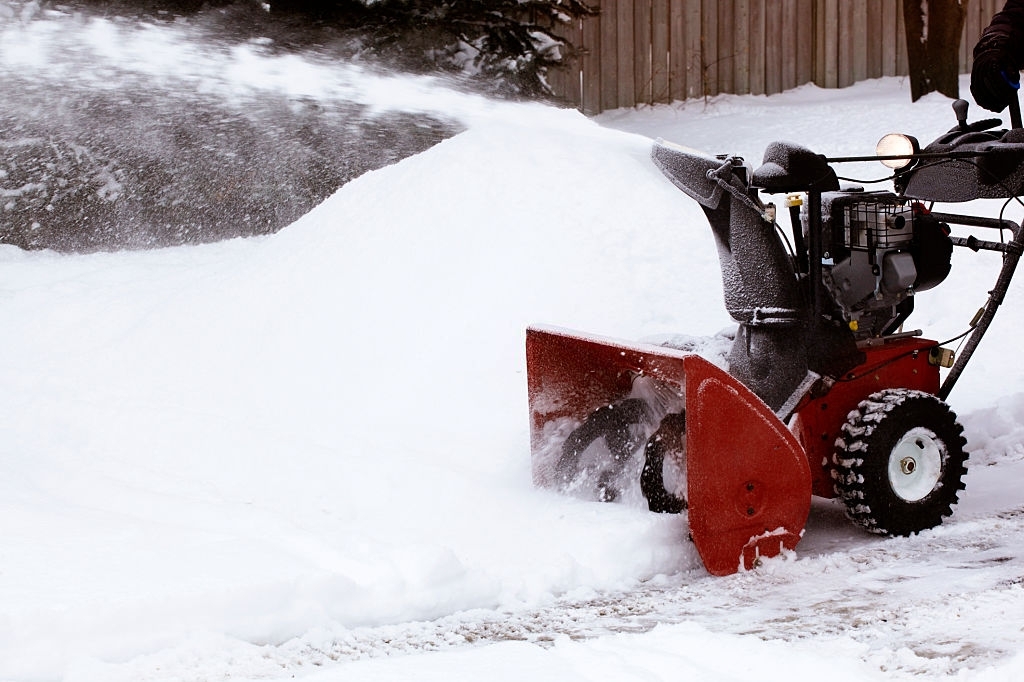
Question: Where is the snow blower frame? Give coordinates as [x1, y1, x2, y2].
[527, 98, 1024, 576]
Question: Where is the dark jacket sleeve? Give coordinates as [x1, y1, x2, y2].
[982, 0, 1024, 67]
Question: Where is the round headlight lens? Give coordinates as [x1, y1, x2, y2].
[875, 134, 919, 169]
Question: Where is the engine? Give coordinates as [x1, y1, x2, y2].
[816, 192, 953, 339]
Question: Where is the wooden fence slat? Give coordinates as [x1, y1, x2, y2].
[652, 0, 671, 103]
[581, 6, 602, 114]
[837, 0, 853, 87]
[895, 0, 908, 75]
[669, 0, 688, 101]
[562, 13, 583, 107]
[780, 0, 799, 91]
[733, 0, 749, 95]
[812, 0, 823, 85]
[824, 0, 839, 88]
[866, 0, 882, 78]
[750, 0, 766, 95]
[600, 0, 619, 112]
[703, 0, 720, 96]
[685, 0, 703, 99]
[634, 0, 653, 104]
[719, 0, 736, 95]
[855, 0, 869, 82]
[547, 12, 568, 102]
[766, 0, 783, 95]
[881, 0, 897, 76]
[796, 0, 813, 86]
[616, 0, 635, 108]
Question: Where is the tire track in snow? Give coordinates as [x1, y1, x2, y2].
[94, 499, 1024, 681]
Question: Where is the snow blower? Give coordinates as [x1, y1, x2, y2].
[527, 98, 1024, 576]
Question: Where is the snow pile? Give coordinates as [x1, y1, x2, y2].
[0, 99, 721, 679]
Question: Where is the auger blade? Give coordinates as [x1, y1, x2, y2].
[526, 325, 811, 576]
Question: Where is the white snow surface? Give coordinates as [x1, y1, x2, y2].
[5, 10, 1024, 682]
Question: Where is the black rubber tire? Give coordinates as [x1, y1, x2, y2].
[640, 412, 687, 514]
[555, 398, 652, 502]
[832, 388, 968, 536]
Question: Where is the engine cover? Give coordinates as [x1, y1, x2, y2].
[817, 192, 951, 338]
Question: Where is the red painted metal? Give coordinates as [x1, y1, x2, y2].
[526, 326, 689, 487]
[790, 337, 942, 499]
[683, 355, 811, 575]
[527, 326, 811, 575]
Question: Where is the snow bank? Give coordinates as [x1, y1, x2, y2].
[0, 101, 730, 678]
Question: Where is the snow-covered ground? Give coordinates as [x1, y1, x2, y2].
[3, 7, 1024, 681]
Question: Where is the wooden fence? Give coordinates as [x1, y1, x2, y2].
[548, 0, 1004, 114]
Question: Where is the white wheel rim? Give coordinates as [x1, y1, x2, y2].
[887, 427, 944, 502]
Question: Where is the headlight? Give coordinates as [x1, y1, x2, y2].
[875, 134, 920, 169]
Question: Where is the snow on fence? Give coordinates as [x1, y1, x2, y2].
[548, 0, 1003, 114]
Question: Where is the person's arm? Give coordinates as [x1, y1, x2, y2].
[973, 1, 1024, 112]
[985, 0, 1024, 53]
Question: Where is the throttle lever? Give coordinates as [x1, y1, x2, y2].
[953, 99, 970, 131]
[950, 100, 1003, 134]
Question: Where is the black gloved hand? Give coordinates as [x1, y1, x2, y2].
[972, 32, 1020, 113]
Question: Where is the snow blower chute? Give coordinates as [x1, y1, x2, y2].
[528, 98, 1024, 576]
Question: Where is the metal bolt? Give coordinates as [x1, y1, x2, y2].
[900, 457, 917, 475]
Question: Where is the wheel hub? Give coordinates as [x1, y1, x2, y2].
[888, 428, 944, 502]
